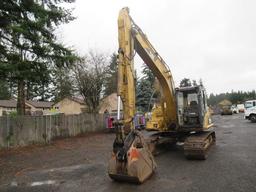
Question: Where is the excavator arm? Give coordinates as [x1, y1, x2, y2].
[117, 8, 135, 129]
[117, 7, 177, 132]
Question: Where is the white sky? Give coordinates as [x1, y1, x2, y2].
[58, 0, 256, 94]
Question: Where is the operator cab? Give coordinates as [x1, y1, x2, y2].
[175, 85, 208, 130]
[245, 100, 256, 109]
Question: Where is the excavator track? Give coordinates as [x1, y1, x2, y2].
[184, 131, 216, 160]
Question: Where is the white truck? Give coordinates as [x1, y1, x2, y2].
[244, 100, 256, 123]
[237, 104, 245, 113]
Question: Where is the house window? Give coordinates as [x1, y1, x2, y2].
[55, 106, 59, 110]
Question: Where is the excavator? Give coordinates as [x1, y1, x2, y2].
[108, 7, 216, 184]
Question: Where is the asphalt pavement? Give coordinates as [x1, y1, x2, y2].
[0, 113, 255, 192]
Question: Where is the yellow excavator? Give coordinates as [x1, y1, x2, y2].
[108, 7, 216, 184]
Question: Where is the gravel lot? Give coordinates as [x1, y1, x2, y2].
[0, 113, 255, 192]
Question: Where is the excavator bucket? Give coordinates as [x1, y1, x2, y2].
[108, 130, 156, 184]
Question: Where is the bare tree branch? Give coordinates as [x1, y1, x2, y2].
[73, 51, 109, 113]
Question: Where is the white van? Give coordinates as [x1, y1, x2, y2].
[244, 100, 256, 122]
[237, 104, 245, 113]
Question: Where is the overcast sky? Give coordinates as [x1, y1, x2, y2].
[58, 0, 256, 94]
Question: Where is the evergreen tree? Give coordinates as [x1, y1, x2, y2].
[142, 63, 155, 85]
[207, 90, 256, 106]
[136, 64, 155, 112]
[0, 0, 77, 114]
[136, 79, 153, 112]
[25, 78, 54, 101]
[104, 53, 117, 96]
[0, 79, 11, 99]
[180, 78, 192, 87]
[53, 67, 74, 102]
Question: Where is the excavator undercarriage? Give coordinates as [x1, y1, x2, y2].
[146, 130, 216, 159]
[184, 131, 216, 160]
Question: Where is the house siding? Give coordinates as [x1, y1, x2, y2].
[53, 98, 86, 115]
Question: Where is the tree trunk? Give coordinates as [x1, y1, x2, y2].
[17, 79, 25, 115]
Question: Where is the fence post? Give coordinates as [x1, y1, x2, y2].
[45, 115, 49, 144]
[49, 115, 52, 143]
[7, 115, 10, 148]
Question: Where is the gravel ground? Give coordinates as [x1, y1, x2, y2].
[0, 113, 256, 192]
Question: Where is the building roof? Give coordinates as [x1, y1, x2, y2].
[98, 93, 123, 113]
[0, 100, 31, 109]
[69, 97, 85, 105]
[52, 96, 85, 107]
[218, 99, 232, 106]
[0, 100, 17, 108]
[26, 100, 54, 108]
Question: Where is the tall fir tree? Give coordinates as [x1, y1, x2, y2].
[180, 78, 192, 87]
[53, 67, 74, 102]
[136, 64, 155, 112]
[0, 0, 77, 114]
[0, 79, 11, 99]
[104, 53, 117, 96]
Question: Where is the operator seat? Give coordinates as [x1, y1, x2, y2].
[190, 100, 198, 106]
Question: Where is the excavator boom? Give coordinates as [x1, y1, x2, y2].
[132, 22, 177, 131]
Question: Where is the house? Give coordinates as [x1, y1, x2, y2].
[218, 99, 232, 107]
[0, 100, 18, 116]
[52, 93, 122, 115]
[98, 93, 122, 114]
[0, 100, 30, 116]
[26, 100, 54, 115]
[0, 100, 54, 116]
[52, 97, 87, 115]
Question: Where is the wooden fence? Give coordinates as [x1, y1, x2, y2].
[0, 113, 104, 148]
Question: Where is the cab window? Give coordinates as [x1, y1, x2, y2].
[245, 102, 253, 109]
